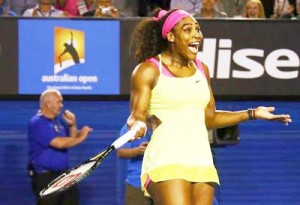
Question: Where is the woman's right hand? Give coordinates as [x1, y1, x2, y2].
[130, 121, 147, 140]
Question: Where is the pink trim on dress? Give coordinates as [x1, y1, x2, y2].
[144, 174, 151, 189]
[194, 59, 206, 79]
[146, 57, 206, 79]
[146, 58, 173, 77]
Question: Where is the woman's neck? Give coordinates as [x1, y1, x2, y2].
[162, 53, 191, 66]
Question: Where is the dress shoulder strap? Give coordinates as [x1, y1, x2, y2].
[146, 58, 160, 70]
[194, 58, 206, 79]
[146, 55, 173, 77]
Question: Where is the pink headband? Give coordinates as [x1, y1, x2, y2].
[153, 10, 191, 39]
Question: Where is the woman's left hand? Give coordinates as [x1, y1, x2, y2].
[255, 106, 292, 125]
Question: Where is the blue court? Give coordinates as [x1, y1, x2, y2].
[0, 100, 299, 205]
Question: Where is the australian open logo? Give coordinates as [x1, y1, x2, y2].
[54, 27, 85, 74]
[41, 27, 98, 90]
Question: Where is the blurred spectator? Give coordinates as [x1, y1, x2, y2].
[170, 0, 201, 15]
[55, 0, 94, 16]
[6, 0, 36, 15]
[93, 0, 119, 17]
[242, 0, 265, 18]
[23, 0, 67, 17]
[194, 0, 228, 18]
[218, 0, 248, 17]
[83, 0, 119, 17]
[137, 0, 170, 16]
[270, 0, 297, 19]
[0, 0, 16, 16]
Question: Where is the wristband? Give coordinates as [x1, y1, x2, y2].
[247, 109, 256, 121]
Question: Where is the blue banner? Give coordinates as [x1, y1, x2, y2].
[18, 19, 120, 95]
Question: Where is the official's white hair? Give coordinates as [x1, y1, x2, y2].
[39, 89, 61, 109]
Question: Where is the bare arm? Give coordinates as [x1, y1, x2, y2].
[127, 62, 159, 138]
[50, 126, 92, 149]
[203, 63, 292, 129]
[117, 141, 148, 159]
[50, 110, 92, 149]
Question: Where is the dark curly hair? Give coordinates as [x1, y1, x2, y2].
[129, 9, 178, 63]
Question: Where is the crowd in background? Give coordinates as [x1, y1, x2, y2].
[0, 0, 299, 19]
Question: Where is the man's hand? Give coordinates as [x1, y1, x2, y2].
[79, 126, 93, 140]
[135, 141, 148, 155]
[63, 110, 76, 126]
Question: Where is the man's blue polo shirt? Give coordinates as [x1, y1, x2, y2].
[27, 113, 70, 173]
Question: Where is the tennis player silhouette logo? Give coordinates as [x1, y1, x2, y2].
[54, 27, 85, 74]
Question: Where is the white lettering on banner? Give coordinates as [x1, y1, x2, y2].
[47, 85, 93, 90]
[41, 74, 98, 84]
[78, 76, 98, 84]
[197, 39, 300, 79]
[42, 74, 78, 82]
[216, 39, 232, 79]
[233, 49, 264, 78]
[265, 49, 299, 79]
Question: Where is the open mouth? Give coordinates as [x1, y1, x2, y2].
[188, 42, 200, 54]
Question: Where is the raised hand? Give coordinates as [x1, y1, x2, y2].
[79, 126, 93, 140]
[63, 110, 76, 126]
[254, 106, 292, 125]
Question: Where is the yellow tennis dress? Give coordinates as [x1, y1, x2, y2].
[141, 56, 219, 195]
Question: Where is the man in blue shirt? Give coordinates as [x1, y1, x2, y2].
[117, 124, 154, 205]
[27, 89, 92, 205]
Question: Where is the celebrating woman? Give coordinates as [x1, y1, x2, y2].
[127, 9, 291, 205]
